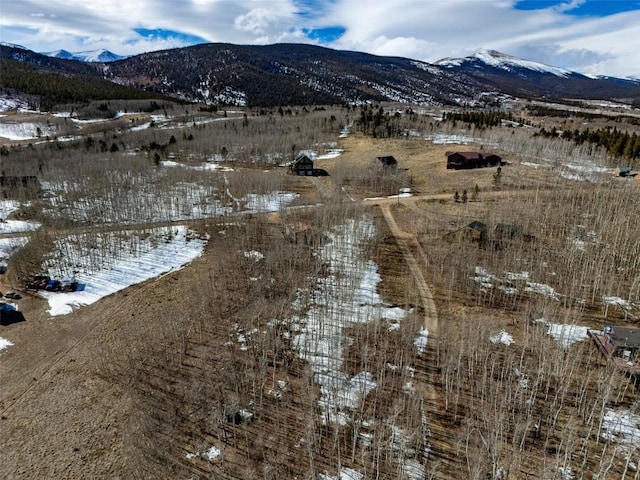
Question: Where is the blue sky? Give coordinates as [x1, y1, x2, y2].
[2, 0, 640, 77]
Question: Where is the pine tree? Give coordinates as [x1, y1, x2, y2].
[471, 184, 480, 201]
[493, 167, 502, 187]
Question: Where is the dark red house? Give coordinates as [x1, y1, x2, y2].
[446, 152, 502, 170]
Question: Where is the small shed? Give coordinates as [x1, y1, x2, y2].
[444, 221, 487, 244]
[289, 154, 314, 176]
[618, 166, 631, 177]
[372, 156, 398, 169]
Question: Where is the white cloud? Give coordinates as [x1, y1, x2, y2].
[234, 7, 294, 35]
[1, 0, 639, 77]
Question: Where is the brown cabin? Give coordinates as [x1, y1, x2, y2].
[444, 221, 487, 245]
[289, 154, 314, 176]
[446, 152, 502, 170]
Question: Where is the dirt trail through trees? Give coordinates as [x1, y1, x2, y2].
[379, 204, 438, 336]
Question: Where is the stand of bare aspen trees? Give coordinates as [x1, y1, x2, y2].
[1, 102, 638, 479]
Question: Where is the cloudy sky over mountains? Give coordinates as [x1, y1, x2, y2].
[2, 0, 640, 77]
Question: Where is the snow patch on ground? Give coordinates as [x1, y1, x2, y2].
[244, 250, 264, 262]
[0, 237, 29, 265]
[185, 444, 222, 461]
[602, 296, 631, 308]
[161, 160, 234, 172]
[0, 121, 58, 140]
[423, 133, 482, 144]
[316, 149, 344, 160]
[0, 219, 41, 234]
[40, 226, 206, 316]
[536, 319, 589, 348]
[601, 408, 640, 449]
[524, 282, 559, 300]
[0, 200, 40, 234]
[521, 158, 612, 182]
[474, 266, 559, 299]
[318, 467, 364, 480]
[514, 368, 529, 388]
[0, 337, 14, 353]
[204, 446, 221, 461]
[242, 192, 299, 212]
[414, 327, 429, 354]
[0, 95, 30, 112]
[490, 330, 514, 345]
[0, 200, 34, 263]
[287, 217, 406, 425]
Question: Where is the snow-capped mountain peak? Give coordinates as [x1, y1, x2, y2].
[44, 49, 76, 60]
[472, 49, 574, 77]
[435, 49, 576, 78]
[41, 48, 125, 62]
[1, 42, 29, 50]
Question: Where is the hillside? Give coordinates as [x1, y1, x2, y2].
[4, 42, 640, 109]
[0, 45, 173, 111]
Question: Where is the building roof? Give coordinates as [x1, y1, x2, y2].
[446, 151, 482, 160]
[466, 221, 488, 232]
[445, 151, 501, 160]
[374, 155, 397, 165]
[612, 327, 640, 349]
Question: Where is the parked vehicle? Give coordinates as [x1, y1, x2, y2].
[27, 275, 50, 290]
[45, 280, 62, 292]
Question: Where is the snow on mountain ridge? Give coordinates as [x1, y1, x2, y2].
[41, 49, 125, 62]
[43, 49, 76, 60]
[473, 49, 574, 77]
[1, 42, 29, 50]
[435, 49, 575, 78]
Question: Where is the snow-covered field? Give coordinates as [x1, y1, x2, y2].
[0, 200, 38, 263]
[0, 95, 30, 112]
[39, 226, 206, 316]
[0, 121, 60, 140]
[521, 157, 613, 182]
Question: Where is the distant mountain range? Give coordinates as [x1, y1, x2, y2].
[2, 42, 640, 108]
[41, 49, 126, 63]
